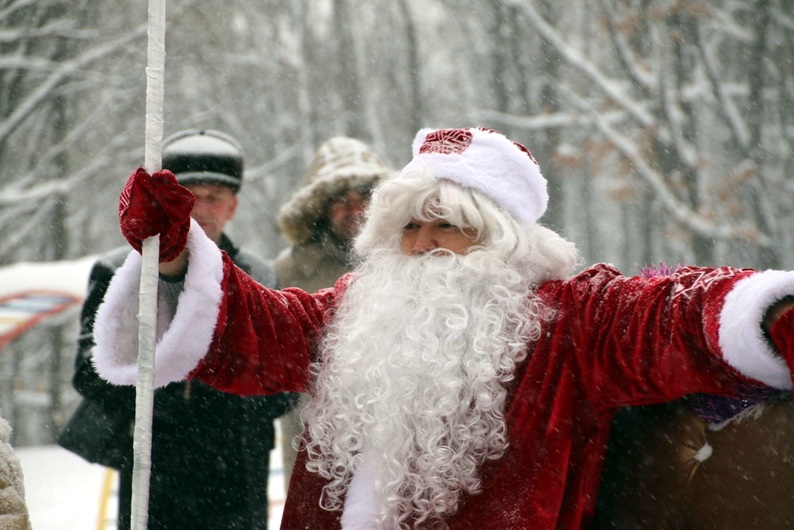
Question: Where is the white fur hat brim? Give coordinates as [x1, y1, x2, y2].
[398, 128, 548, 225]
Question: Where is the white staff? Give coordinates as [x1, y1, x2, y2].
[131, 0, 166, 527]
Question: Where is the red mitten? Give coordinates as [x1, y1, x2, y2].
[119, 167, 195, 262]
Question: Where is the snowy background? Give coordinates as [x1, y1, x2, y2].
[17, 445, 108, 529]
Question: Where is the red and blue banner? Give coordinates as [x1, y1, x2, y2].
[0, 290, 83, 349]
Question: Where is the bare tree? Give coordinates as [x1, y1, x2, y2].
[0, 0, 147, 264]
[513, 0, 793, 267]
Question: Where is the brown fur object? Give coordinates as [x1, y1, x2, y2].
[595, 398, 794, 529]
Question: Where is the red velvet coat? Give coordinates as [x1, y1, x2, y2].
[93, 225, 794, 529]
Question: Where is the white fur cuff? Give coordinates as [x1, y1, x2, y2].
[719, 270, 794, 389]
[92, 219, 224, 387]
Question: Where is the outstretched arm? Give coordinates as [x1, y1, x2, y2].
[93, 168, 341, 396]
[92, 223, 338, 395]
[545, 264, 794, 413]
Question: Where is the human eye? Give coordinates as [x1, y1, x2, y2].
[329, 198, 347, 210]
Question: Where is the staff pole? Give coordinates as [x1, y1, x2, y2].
[130, 0, 166, 527]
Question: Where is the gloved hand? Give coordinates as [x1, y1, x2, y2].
[119, 167, 195, 262]
[769, 299, 794, 342]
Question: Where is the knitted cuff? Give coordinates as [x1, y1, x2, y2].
[159, 278, 184, 317]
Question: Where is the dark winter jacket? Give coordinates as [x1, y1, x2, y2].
[59, 237, 296, 530]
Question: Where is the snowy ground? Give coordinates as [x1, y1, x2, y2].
[17, 421, 288, 530]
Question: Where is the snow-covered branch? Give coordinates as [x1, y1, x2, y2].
[0, 22, 146, 145]
[564, 87, 772, 247]
[508, 0, 656, 129]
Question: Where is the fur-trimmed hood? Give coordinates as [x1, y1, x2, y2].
[277, 137, 394, 245]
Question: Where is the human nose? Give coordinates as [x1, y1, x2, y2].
[190, 199, 208, 218]
[343, 200, 367, 221]
[349, 200, 365, 215]
[409, 226, 437, 255]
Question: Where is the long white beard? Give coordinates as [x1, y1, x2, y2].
[301, 247, 548, 529]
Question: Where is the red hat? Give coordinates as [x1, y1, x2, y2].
[398, 128, 548, 224]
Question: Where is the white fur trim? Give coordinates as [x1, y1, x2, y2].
[92, 219, 224, 387]
[341, 448, 379, 530]
[693, 442, 713, 463]
[398, 128, 548, 224]
[719, 270, 794, 389]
